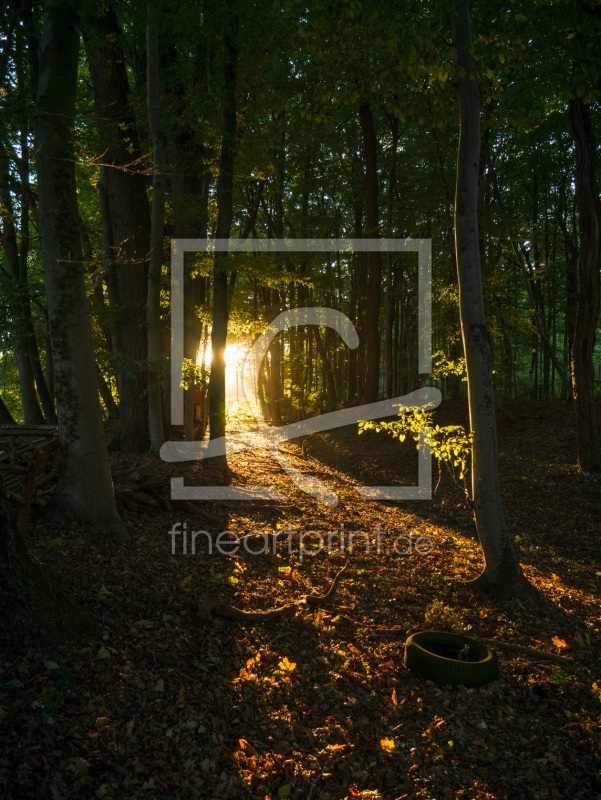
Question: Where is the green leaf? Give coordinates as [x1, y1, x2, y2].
[278, 784, 292, 798]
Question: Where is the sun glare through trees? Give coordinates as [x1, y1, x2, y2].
[0, 1, 600, 799]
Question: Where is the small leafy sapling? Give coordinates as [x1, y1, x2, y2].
[359, 403, 474, 499]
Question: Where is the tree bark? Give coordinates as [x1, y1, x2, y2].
[97, 368, 120, 420]
[313, 326, 337, 406]
[451, 0, 532, 600]
[17, 123, 58, 423]
[569, 95, 601, 472]
[358, 100, 382, 405]
[97, 164, 122, 398]
[35, 0, 128, 541]
[146, 2, 166, 455]
[83, 0, 151, 452]
[0, 169, 45, 425]
[384, 113, 398, 400]
[0, 394, 16, 425]
[207, 3, 238, 470]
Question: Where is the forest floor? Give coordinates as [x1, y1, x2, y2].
[1, 399, 600, 800]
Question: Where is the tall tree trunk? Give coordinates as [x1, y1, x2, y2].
[207, 3, 238, 470]
[558, 174, 579, 396]
[487, 152, 572, 398]
[97, 368, 120, 420]
[451, 0, 532, 600]
[0, 170, 45, 424]
[313, 326, 337, 406]
[348, 164, 363, 403]
[18, 124, 58, 423]
[83, 1, 151, 452]
[569, 94, 601, 471]
[359, 100, 382, 405]
[146, 2, 166, 455]
[35, 0, 128, 541]
[97, 164, 122, 398]
[384, 113, 398, 400]
[0, 394, 16, 425]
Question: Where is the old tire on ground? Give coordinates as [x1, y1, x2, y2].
[404, 631, 497, 688]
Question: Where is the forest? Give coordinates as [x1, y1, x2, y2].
[0, 1, 600, 799]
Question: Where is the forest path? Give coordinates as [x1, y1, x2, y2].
[2, 400, 599, 800]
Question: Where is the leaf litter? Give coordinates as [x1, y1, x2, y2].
[0, 400, 599, 799]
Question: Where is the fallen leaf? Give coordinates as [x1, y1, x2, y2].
[179, 574, 193, 591]
[154, 679, 164, 692]
[552, 636, 570, 652]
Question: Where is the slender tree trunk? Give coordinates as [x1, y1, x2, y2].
[0, 394, 16, 425]
[358, 101, 382, 405]
[208, 3, 238, 470]
[35, 0, 128, 541]
[488, 154, 572, 398]
[43, 304, 55, 404]
[559, 176, 579, 394]
[569, 95, 601, 471]
[97, 163, 122, 397]
[83, 1, 151, 452]
[146, 2, 166, 455]
[18, 127, 57, 423]
[348, 169, 363, 403]
[268, 291, 283, 424]
[384, 113, 398, 399]
[97, 368, 120, 420]
[0, 174, 45, 424]
[313, 326, 337, 406]
[451, 0, 532, 600]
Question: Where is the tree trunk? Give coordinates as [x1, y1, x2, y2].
[207, 2, 238, 470]
[0, 394, 16, 425]
[359, 100, 382, 405]
[384, 113, 398, 400]
[0, 174, 46, 425]
[35, 0, 128, 541]
[18, 126, 58, 424]
[569, 94, 601, 471]
[83, 0, 151, 452]
[313, 326, 337, 406]
[451, 0, 532, 600]
[97, 164, 122, 398]
[97, 368, 120, 420]
[146, 2, 166, 455]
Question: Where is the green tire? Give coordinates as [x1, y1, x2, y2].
[404, 631, 498, 688]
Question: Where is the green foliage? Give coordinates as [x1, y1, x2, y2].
[431, 350, 467, 381]
[424, 600, 463, 631]
[550, 670, 573, 687]
[359, 405, 474, 488]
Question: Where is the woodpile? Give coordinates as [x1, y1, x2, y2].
[0, 428, 225, 528]
[111, 458, 225, 526]
[0, 425, 60, 503]
[0, 425, 61, 533]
